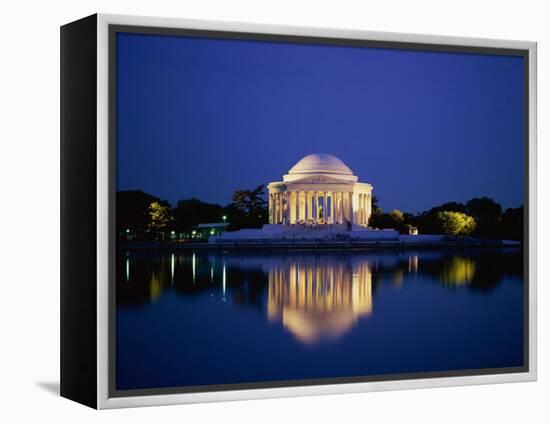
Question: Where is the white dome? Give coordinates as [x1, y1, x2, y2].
[283, 153, 357, 182]
[288, 153, 353, 175]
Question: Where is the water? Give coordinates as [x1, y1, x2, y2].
[116, 248, 524, 391]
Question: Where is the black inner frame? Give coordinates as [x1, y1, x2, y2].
[108, 24, 530, 398]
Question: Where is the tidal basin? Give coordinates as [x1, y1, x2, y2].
[116, 248, 524, 391]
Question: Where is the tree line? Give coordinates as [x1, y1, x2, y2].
[117, 187, 523, 242]
[370, 196, 523, 240]
[116, 185, 268, 240]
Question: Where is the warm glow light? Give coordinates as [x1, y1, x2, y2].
[192, 253, 196, 284]
[171, 253, 175, 283]
[267, 260, 373, 344]
[222, 264, 226, 295]
[440, 257, 476, 285]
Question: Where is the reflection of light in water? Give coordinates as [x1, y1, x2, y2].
[222, 264, 226, 295]
[440, 257, 476, 286]
[210, 267, 214, 283]
[267, 260, 372, 345]
[125, 258, 130, 283]
[149, 273, 162, 302]
[192, 253, 196, 284]
[171, 254, 175, 283]
[392, 269, 404, 287]
[409, 255, 419, 273]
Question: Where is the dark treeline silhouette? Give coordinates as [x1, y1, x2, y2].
[117, 186, 268, 240]
[118, 188, 522, 242]
[370, 196, 523, 241]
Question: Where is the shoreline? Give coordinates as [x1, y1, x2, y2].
[118, 239, 522, 252]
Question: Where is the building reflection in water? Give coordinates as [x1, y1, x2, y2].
[117, 250, 485, 318]
[267, 258, 373, 345]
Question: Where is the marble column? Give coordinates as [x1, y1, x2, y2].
[358, 194, 362, 224]
[314, 192, 319, 223]
[331, 192, 335, 224]
[298, 191, 306, 221]
[336, 192, 340, 224]
[305, 192, 309, 223]
[275, 192, 279, 225]
[280, 193, 283, 224]
[269, 194, 273, 224]
[287, 192, 291, 224]
[294, 191, 300, 225]
[273, 193, 279, 225]
[276, 193, 279, 224]
[363, 194, 366, 224]
[349, 192, 354, 225]
[367, 194, 371, 215]
[360, 194, 364, 225]
[322, 192, 326, 222]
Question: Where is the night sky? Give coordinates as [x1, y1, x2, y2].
[116, 32, 525, 213]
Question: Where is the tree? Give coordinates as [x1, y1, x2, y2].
[371, 195, 381, 213]
[116, 190, 162, 239]
[388, 209, 404, 223]
[465, 197, 502, 237]
[229, 185, 268, 229]
[149, 201, 173, 239]
[429, 201, 466, 214]
[173, 198, 223, 231]
[435, 211, 476, 236]
[232, 185, 267, 214]
[369, 209, 408, 232]
[496, 206, 523, 241]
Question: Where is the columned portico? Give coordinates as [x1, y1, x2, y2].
[268, 154, 373, 227]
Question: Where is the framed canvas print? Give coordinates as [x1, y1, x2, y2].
[60, 13, 537, 409]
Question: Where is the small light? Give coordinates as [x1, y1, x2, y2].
[210, 229, 215, 235]
[171, 230, 175, 235]
[222, 215, 227, 221]
[126, 229, 130, 233]
[192, 230, 196, 235]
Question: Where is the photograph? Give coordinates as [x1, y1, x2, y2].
[114, 29, 527, 393]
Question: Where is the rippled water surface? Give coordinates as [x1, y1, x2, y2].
[116, 248, 524, 391]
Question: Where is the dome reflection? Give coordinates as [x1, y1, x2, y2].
[267, 259, 372, 344]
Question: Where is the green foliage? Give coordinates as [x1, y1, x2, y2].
[116, 190, 162, 238]
[371, 195, 381, 213]
[429, 201, 466, 214]
[229, 185, 268, 229]
[232, 185, 266, 214]
[369, 209, 407, 232]
[388, 209, 404, 223]
[148, 201, 173, 233]
[118, 189, 522, 242]
[435, 211, 476, 236]
[173, 199, 223, 231]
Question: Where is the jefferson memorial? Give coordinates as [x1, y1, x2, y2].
[268, 154, 373, 227]
[211, 153, 412, 244]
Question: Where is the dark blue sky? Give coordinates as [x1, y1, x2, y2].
[116, 32, 524, 213]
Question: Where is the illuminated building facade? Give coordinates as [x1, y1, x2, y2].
[267, 154, 373, 226]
